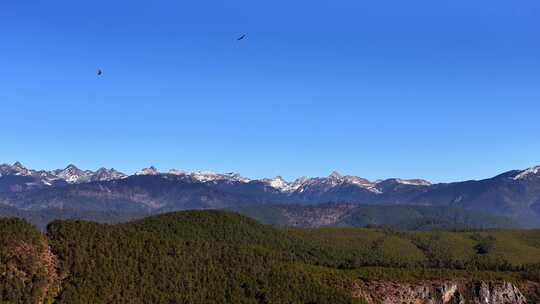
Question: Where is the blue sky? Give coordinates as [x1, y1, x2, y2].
[1, 0, 539, 182]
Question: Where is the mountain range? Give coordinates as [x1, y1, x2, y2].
[0, 162, 126, 191]
[1, 162, 539, 227]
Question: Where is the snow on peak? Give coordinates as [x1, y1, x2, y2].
[262, 176, 316, 192]
[12, 161, 26, 170]
[394, 178, 432, 186]
[344, 176, 373, 187]
[224, 172, 251, 183]
[274, 172, 383, 194]
[11, 161, 32, 176]
[287, 177, 309, 192]
[136, 167, 160, 176]
[262, 176, 289, 190]
[190, 171, 220, 182]
[0, 162, 126, 185]
[93, 168, 127, 181]
[56, 164, 93, 183]
[328, 171, 343, 180]
[514, 166, 540, 180]
[342, 176, 381, 193]
[190, 171, 250, 183]
[0, 162, 441, 193]
[325, 171, 379, 192]
[0, 161, 32, 177]
[168, 169, 188, 176]
[167, 169, 250, 183]
[269, 176, 287, 186]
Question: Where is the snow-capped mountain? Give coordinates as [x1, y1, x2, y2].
[258, 172, 431, 195]
[169, 169, 246, 183]
[289, 171, 382, 195]
[53, 164, 94, 183]
[0, 162, 32, 177]
[259, 172, 377, 194]
[136, 167, 160, 176]
[0, 162, 436, 195]
[146, 168, 250, 183]
[1, 161, 540, 226]
[380, 178, 432, 187]
[187, 171, 250, 184]
[514, 166, 540, 180]
[91, 168, 127, 182]
[0, 162, 126, 189]
[4, 161, 539, 197]
[261, 176, 291, 191]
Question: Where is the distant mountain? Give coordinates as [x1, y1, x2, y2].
[1, 162, 540, 226]
[0, 204, 146, 230]
[0, 162, 126, 191]
[409, 168, 540, 226]
[231, 203, 518, 230]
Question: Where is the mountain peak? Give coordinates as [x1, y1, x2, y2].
[514, 166, 540, 180]
[1, 163, 127, 185]
[329, 171, 343, 179]
[386, 178, 432, 186]
[168, 169, 187, 176]
[56, 164, 90, 183]
[9, 161, 31, 176]
[12, 161, 25, 168]
[136, 167, 160, 176]
[93, 168, 127, 181]
[190, 171, 250, 183]
[60, 164, 81, 174]
[263, 176, 289, 190]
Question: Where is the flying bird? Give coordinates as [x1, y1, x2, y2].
[237, 34, 247, 41]
[97, 69, 103, 76]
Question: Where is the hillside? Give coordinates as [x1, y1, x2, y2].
[0, 218, 60, 303]
[47, 211, 360, 304]
[232, 204, 518, 230]
[1, 211, 540, 303]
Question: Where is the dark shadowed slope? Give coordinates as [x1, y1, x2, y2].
[232, 204, 518, 230]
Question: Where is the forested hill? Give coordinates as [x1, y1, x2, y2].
[46, 211, 362, 304]
[2, 211, 540, 303]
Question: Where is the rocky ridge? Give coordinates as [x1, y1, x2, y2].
[353, 279, 539, 304]
[0, 162, 126, 187]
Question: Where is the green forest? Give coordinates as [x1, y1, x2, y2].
[1, 210, 540, 303]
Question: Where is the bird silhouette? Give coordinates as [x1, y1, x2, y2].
[97, 69, 103, 76]
[237, 34, 247, 41]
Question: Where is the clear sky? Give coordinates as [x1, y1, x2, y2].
[1, 0, 539, 182]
